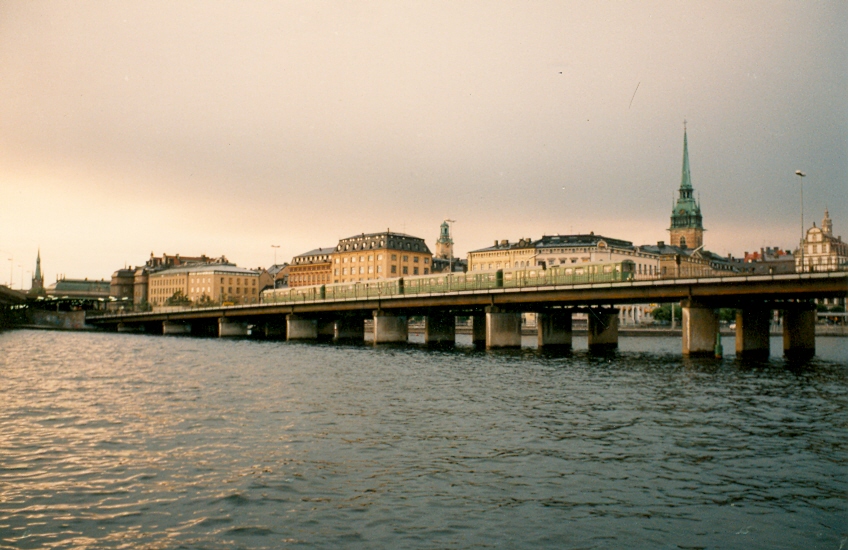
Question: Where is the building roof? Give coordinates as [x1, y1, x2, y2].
[535, 234, 635, 250]
[46, 278, 111, 298]
[335, 231, 431, 254]
[149, 264, 259, 276]
[293, 248, 335, 264]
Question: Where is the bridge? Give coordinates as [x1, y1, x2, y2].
[86, 271, 847, 358]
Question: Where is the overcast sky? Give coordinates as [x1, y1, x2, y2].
[1, 1, 845, 286]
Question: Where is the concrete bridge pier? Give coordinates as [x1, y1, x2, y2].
[424, 312, 455, 345]
[485, 307, 522, 349]
[471, 313, 486, 347]
[537, 310, 572, 350]
[163, 320, 192, 335]
[218, 318, 248, 337]
[334, 316, 365, 341]
[588, 309, 619, 351]
[287, 314, 317, 340]
[117, 322, 144, 334]
[682, 300, 718, 356]
[735, 306, 771, 358]
[783, 303, 816, 359]
[317, 319, 335, 340]
[373, 311, 408, 344]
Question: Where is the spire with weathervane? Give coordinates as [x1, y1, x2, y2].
[29, 248, 46, 296]
[669, 122, 704, 249]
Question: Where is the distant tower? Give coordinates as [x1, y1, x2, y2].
[822, 208, 833, 235]
[29, 249, 45, 296]
[435, 220, 454, 260]
[669, 123, 704, 249]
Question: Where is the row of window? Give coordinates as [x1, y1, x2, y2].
[335, 255, 430, 264]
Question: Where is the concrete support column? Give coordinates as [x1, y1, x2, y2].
[373, 311, 408, 344]
[587, 309, 619, 351]
[537, 311, 573, 349]
[471, 313, 486, 347]
[682, 302, 718, 356]
[316, 320, 335, 340]
[335, 317, 365, 341]
[287, 314, 317, 340]
[424, 312, 455, 345]
[218, 318, 248, 337]
[783, 304, 816, 359]
[163, 320, 191, 335]
[485, 307, 522, 349]
[735, 306, 771, 358]
[117, 322, 143, 333]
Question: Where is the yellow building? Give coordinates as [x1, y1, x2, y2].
[332, 231, 432, 283]
[148, 264, 260, 307]
[288, 248, 334, 287]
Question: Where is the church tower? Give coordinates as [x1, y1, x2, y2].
[435, 220, 454, 260]
[669, 124, 704, 249]
[822, 208, 833, 235]
[29, 249, 45, 296]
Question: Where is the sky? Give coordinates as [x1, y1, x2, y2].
[1, 1, 845, 287]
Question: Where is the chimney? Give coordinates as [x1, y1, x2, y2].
[500, 239, 509, 246]
[657, 241, 665, 247]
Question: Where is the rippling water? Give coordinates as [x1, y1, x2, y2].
[1, 329, 846, 549]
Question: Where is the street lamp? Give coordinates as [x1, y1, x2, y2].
[271, 245, 280, 267]
[8, 258, 12, 288]
[795, 170, 806, 272]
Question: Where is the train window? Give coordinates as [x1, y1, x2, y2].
[604, 265, 612, 273]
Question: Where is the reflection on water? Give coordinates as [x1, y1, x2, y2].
[0, 329, 846, 549]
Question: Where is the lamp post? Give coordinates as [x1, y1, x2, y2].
[271, 245, 280, 267]
[8, 258, 12, 288]
[795, 170, 806, 272]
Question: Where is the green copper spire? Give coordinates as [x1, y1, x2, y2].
[669, 123, 704, 249]
[680, 122, 692, 190]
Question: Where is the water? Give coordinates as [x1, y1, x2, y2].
[1, 329, 846, 549]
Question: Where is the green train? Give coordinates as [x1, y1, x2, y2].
[261, 260, 635, 304]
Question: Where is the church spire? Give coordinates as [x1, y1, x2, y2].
[680, 120, 692, 190]
[669, 123, 704, 249]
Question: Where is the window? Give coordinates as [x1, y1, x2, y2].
[342, 268, 347, 275]
[424, 258, 429, 264]
[368, 255, 373, 261]
[378, 254, 383, 260]
[377, 266, 382, 273]
[334, 268, 339, 275]
[413, 267, 419, 275]
[368, 266, 373, 273]
[403, 255, 408, 262]
[403, 266, 408, 274]
[413, 257, 419, 263]
[391, 254, 397, 260]
[424, 268, 429, 274]
[391, 265, 397, 274]
[359, 267, 364, 274]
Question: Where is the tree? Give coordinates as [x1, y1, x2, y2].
[165, 290, 192, 307]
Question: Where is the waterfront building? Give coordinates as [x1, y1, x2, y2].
[534, 234, 660, 277]
[45, 277, 111, 301]
[669, 125, 704, 250]
[147, 264, 260, 307]
[331, 231, 432, 283]
[467, 238, 535, 272]
[288, 248, 334, 287]
[265, 263, 288, 289]
[796, 208, 848, 273]
[639, 241, 738, 278]
[110, 268, 135, 303]
[741, 247, 795, 275]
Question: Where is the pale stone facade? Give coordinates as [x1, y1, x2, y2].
[331, 231, 432, 283]
[148, 264, 260, 307]
[796, 209, 848, 272]
[467, 238, 535, 272]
